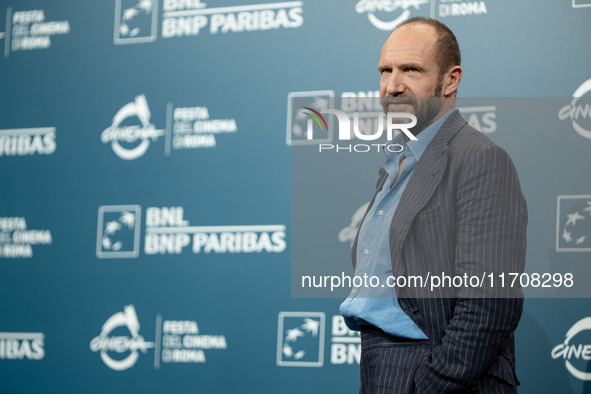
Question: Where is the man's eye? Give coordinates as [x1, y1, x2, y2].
[407, 67, 418, 72]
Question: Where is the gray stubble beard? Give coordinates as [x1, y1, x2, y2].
[381, 80, 445, 137]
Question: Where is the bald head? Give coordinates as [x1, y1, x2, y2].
[395, 17, 461, 77]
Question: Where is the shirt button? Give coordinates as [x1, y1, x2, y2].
[351, 288, 358, 295]
[364, 249, 369, 255]
[378, 210, 384, 216]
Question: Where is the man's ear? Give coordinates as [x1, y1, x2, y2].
[443, 66, 462, 97]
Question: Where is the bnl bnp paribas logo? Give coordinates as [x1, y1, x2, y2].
[572, 0, 591, 8]
[354, 0, 488, 30]
[0, 127, 56, 157]
[286, 90, 418, 153]
[114, 0, 303, 45]
[0, 332, 45, 361]
[101, 95, 237, 160]
[558, 78, 591, 141]
[290, 104, 496, 153]
[556, 196, 591, 252]
[97, 205, 286, 258]
[276, 312, 360, 367]
[286, 90, 497, 149]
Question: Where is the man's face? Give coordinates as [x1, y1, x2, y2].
[379, 24, 445, 132]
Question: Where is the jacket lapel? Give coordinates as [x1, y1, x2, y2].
[389, 110, 466, 276]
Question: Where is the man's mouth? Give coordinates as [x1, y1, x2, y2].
[388, 102, 413, 106]
[382, 97, 416, 110]
[387, 102, 415, 112]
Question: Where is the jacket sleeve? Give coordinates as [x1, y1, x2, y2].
[413, 143, 528, 393]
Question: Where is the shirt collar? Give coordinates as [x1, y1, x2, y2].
[406, 108, 455, 160]
[385, 108, 455, 160]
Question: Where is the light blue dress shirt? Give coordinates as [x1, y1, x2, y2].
[339, 109, 454, 339]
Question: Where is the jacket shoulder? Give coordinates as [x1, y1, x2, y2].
[446, 121, 515, 167]
[448, 121, 500, 154]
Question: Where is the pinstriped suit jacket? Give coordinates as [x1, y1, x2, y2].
[352, 110, 528, 393]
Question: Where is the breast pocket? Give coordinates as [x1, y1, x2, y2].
[416, 205, 449, 225]
[409, 205, 455, 289]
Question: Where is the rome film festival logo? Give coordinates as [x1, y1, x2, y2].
[551, 317, 591, 381]
[558, 78, 591, 140]
[556, 196, 591, 252]
[0, 217, 53, 259]
[90, 305, 155, 371]
[355, 0, 431, 31]
[101, 95, 165, 160]
[3, 9, 71, 56]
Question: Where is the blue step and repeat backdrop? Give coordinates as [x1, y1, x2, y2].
[1, 0, 590, 393]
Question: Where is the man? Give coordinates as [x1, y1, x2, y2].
[339, 18, 527, 393]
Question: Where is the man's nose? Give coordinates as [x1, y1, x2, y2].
[384, 71, 406, 96]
